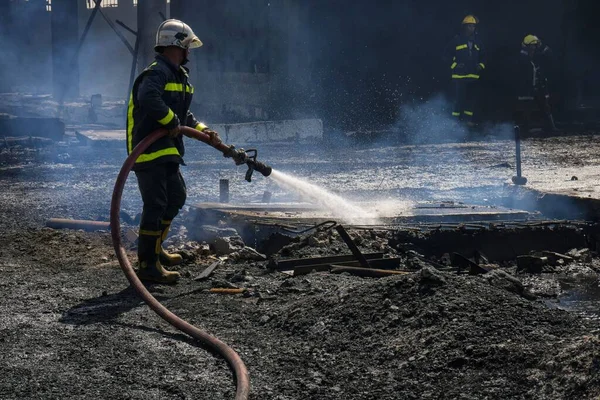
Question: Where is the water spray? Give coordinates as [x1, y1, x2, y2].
[110, 125, 273, 400]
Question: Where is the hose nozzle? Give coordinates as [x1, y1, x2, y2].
[224, 146, 272, 182]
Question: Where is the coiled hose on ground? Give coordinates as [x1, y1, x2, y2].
[110, 126, 250, 400]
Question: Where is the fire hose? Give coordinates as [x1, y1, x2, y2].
[110, 126, 272, 400]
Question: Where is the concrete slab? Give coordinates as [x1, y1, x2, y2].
[75, 129, 124, 147]
[188, 201, 532, 227]
[0, 116, 65, 141]
[211, 119, 323, 144]
[506, 138, 600, 219]
[74, 118, 323, 148]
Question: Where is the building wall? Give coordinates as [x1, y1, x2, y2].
[77, 0, 137, 100]
[0, 0, 52, 94]
[1, 0, 597, 128]
[171, 0, 274, 123]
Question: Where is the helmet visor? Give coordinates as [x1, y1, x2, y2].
[187, 36, 203, 49]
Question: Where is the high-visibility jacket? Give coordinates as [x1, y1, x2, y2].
[443, 34, 486, 80]
[515, 46, 553, 100]
[126, 54, 208, 170]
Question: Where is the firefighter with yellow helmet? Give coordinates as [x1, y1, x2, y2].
[515, 34, 557, 132]
[443, 15, 486, 126]
[126, 19, 220, 284]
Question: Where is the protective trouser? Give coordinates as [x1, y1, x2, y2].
[452, 80, 478, 121]
[135, 162, 187, 263]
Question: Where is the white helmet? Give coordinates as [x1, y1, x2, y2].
[154, 19, 202, 52]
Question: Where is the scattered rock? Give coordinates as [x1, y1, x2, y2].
[484, 269, 536, 300]
[177, 249, 195, 261]
[419, 266, 446, 285]
[210, 279, 239, 289]
[213, 236, 244, 255]
[193, 225, 239, 243]
[517, 255, 548, 273]
[230, 246, 267, 261]
[567, 248, 592, 263]
[542, 251, 574, 266]
[196, 243, 211, 256]
[228, 270, 248, 283]
[308, 236, 325, 247]
[491, 162, 512, 169]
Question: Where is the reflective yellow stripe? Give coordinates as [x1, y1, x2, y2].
[139, 229, 161, 236]
[450, 62, 457, 69]
[158, 109, 175, 125]
[160, 219, 172, 225]
[452, 112, 461, 117]
[452, 74, 480, 79]
[164, 83, 194, 93]
[463, 111, 474, 116]
[135, 147, 180, 163]
[126, 92, 134, 154]
[479, 63, 485, 69]
[155, 237, 161, 254]
[456, 44, 467, 50]
[195, 122, 208, 131]
[164, 83, 183, 92]
[475, 44, 480, 51]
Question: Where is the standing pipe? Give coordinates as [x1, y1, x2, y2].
[110, 127, 250, 400]
[511, 125, 528, 185]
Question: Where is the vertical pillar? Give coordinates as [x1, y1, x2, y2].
[0, 1, 11, 93]
[137, 0, 166, 72]
[51, 0, 80, 100]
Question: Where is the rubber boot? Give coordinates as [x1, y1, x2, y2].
[159, 220, 183, 266]
[137, 230, 181, 284]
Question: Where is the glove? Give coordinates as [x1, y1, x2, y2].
[166, 125, 180, 138]
[166, 114, 181, 138]
[203, 129, 221, 146]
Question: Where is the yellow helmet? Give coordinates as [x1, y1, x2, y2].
[462, 15, 478, 25]
[522, 34, 541, 46]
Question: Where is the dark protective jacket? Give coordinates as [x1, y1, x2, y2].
[515, 46, 553, 99]
[443, 33, 486, 80]
[126, 54, 207, 170]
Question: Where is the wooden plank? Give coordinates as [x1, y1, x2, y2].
[293, 257, 402, 276]
[46, 218, 109, 231]
[276, 252, 384, 270]
[330, 265, 412, 278]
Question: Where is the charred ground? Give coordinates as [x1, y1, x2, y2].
[2, 135, 600, 399]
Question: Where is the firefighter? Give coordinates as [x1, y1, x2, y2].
[515, 34, 557, 132]
[443, 15, 486, 126]
[126, 19, 220, 284]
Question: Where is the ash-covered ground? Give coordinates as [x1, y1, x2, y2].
[2, 134, 600, 399]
